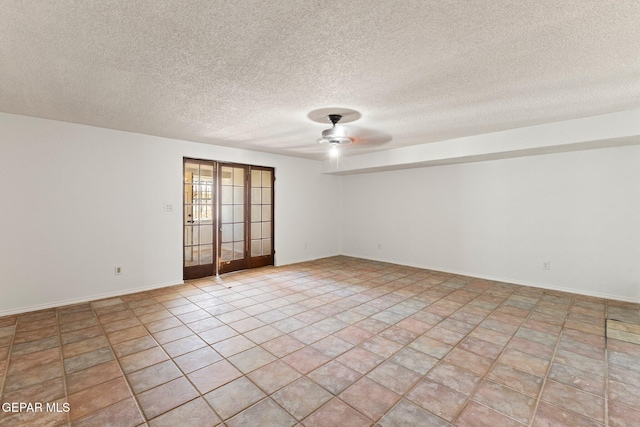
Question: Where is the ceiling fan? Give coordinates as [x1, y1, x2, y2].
[309, 107, 392, 157]
[317, 114, 353, 146]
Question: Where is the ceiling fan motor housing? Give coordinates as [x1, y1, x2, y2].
[318, 114, 353, 144]
[319, 127, 352, 144]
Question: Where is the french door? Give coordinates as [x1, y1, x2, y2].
[247, 166, 274, 269]
[184, 158, 274, 279]
[183, 160, 216, 280]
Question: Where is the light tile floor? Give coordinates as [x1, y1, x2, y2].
[1, 256, 639, 426]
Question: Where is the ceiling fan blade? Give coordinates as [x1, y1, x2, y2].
[346, 126, 393, 147]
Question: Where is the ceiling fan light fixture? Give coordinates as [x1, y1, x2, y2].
[317, 127, 352, 144]
[316, 114, 353, 145]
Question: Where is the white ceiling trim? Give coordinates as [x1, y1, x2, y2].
[321, 109, 640, 175]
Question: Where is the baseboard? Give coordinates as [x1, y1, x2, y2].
[341, 253, 640, 304]
[1, 254, 340, 316]
[275, 252, 342, 267]
[0, 280, 184, 317]
[3, 254, 636, 316]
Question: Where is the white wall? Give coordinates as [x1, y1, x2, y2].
[2, 112, 638, 314]
[341, 146, 640, 302]
[0, 113, 341, 315]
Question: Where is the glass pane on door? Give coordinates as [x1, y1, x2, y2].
[220, 165, 246, 263]
[250, 169, 273, 259]
[184, 161, 216, 278]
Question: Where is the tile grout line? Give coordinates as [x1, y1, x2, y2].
[0, 315, 18, 425]
[290, 273, 506, 425]
[0, 318, 17, 394]
[197, 267, 422, 425]
[569, 298, 610, 424]
[268, 263, 588, 425]
[137, 289, 230, 424]
[531, 295, 610, 426]
[454, 287, 521, 411]
[179, 285, 298, 425]
[443, 282, 538, 426]
[90, 302, 150, 427]
[267, 273, 392, 425]
[291, 270, 442, 423]
[192, 276, 374, 425]
[326, 271, 515, 424]
[359, 277, 488, 426]
[382, 276, 541, 424]
[200, 273, 377, 423]
[55, 308, 71, 426]
[525, 293, 573, 427]
[185, 284, 298, 423]
[132, 290, 230, 424]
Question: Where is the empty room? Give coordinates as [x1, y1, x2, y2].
[1, 1, 639, 426]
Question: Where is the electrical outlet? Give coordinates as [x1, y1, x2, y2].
[378, 243, 382, 249]
[542, 261, 550, 270]
[115, 266, 122, 275]
[304, 243, 307, 249]
[164, 203, 173, 212]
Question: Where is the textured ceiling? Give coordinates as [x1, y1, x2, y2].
[1, 1, 639, 160]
